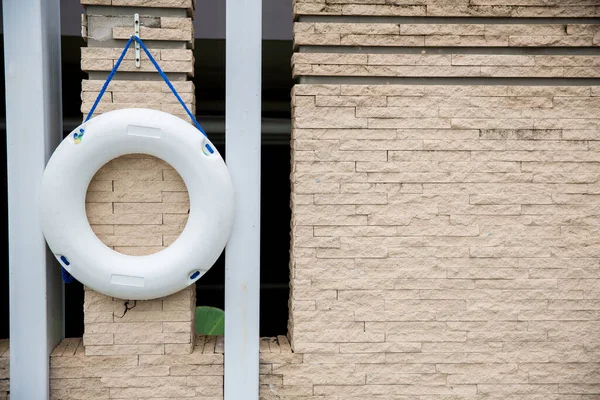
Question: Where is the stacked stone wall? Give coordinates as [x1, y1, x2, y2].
[288, 1, 600, 398]
[5, 1, 599, 399]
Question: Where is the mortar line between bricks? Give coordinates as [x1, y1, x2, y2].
[87, 39, 189, 50]
[298, 46, 600, 56]
[87, 5, 188, 17]
[297, 15, 600, 24]
[87, 71, 188, 81]
[297, 76, 600, 86]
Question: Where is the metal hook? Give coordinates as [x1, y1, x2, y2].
[134, 13, 141, 68]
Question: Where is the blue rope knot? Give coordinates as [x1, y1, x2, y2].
[73, 128, 85, 144]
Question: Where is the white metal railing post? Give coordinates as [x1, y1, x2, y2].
[224, 0, 262, 398]
[3, 0, 64, 398]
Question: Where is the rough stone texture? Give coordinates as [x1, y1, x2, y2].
[31, 0, 600, 399]
[293, 53, 600, 78]
[288, 0, 600, 399]
[48, 336, 295, 400]
[84, 15, 193, 47]
[295, 22, 599, 48]
[78, 0, 197, 361]
[81, 48, 194, 75]
[82, 0, 194, 8]
[293, 0, 599, 17]
[0, 340, 8, 400]
[82, 284, 195, 355]
[288, 82, 600, 397]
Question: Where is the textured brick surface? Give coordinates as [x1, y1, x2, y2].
[86, 153, 189, 234]
[47, 336, 294, 400]
[81, 48, 194, 74]
[293, 20, 600, 81]
[37, 0, 600, 399]
[0, 340, 8, 400]
[82, 285, 195, 356]
[289, 83, 600, 397]
[294, 0, 599, 17]
[82, 0, 193, 9]
[80, 80, 195, 123]
[294, 53, 600, 78]
[288, 0, 600, 398]
[84, 14, 194, 46]
[295, 22, 600, 48]
[78, 0, 197, 363]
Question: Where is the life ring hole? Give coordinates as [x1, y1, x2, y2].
[85, 154, 190, 256]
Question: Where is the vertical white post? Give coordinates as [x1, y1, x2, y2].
[224, 0, 261, 398]
[3, 0, 64, 398]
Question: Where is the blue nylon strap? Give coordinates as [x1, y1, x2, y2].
[61, 268, 74, 284]
[83, 36, 134, 125]
[84, 35, 207, 136]
[63, 35, 209, 283]
[134, 37, 208, 136]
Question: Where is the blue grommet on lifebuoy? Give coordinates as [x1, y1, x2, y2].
[39, 109, 234, 300]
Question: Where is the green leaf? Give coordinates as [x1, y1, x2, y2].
[195, 306, 224, 336]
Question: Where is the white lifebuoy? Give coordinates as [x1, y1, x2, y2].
[40, 108, 234, 300]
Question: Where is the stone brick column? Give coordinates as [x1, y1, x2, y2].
[289, 0, 600, 398]
[80, 0, 197, 356]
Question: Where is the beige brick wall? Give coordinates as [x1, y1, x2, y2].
[290, 82, 600, 396]
[294, 0, 599, 17]
[287, 1, 600, 398]
[80, 0, 196, 358]
[8, 0, 597, 399]
[82, 284, 195, 355]
[49, 336, 296, 399]
[293, 53, 600, 78]
[86, 154, 190, 256]
[82, 0, 195, 8]
[0, 340, 7, 400]
[295, 22, 600, 48]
